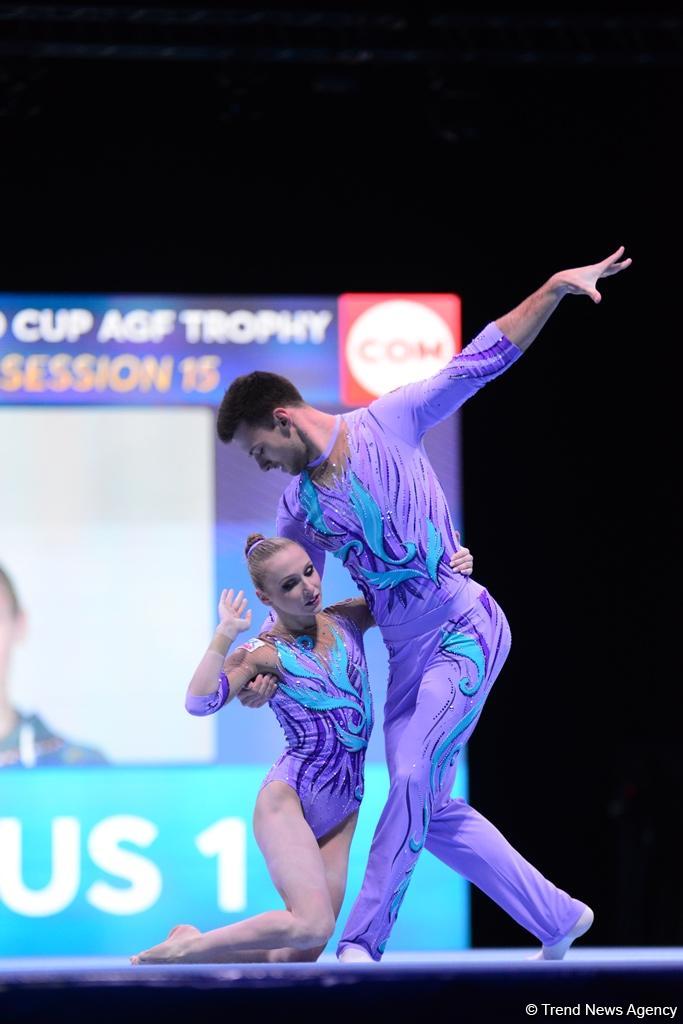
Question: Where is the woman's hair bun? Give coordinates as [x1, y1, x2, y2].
[244, 532, 266, 558]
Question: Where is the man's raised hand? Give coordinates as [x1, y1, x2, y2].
[552, 245, 632, 304]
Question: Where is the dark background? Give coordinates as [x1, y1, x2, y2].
[1, 4, 680, 945]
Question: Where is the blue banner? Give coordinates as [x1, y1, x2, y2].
[0, 765, 469, 956]
[0, 295, 339, 406]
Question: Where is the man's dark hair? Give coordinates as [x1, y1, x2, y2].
[216, 371, 305, 443]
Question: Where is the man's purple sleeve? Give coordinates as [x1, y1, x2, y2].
[368, 321, 522, 443]
[185, 672, 230, 716]
[275, 491, 326, 579]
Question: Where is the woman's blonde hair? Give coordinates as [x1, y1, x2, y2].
[244, 533, 294, 591]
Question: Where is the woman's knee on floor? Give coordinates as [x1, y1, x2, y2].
[289, 900, 336, 949]
[267, 944, 325, 964]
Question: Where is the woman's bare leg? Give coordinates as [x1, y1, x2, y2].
[268, 808, 359, 963]
[185, 807, 360, 965]
[132, 783, 337, 964]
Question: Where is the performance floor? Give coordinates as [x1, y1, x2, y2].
[2, 950, 682, 1024]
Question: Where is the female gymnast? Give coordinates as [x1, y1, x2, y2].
[131, 532, 473, 964]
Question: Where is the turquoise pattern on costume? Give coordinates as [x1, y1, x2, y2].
[425, 517, 445, 585]
[274, 643, 330, 684]
[274, 626, 369, 750]
[263, 606, 371, 846]
[429, 699, 484, 796]
[357, 665, 374, 735]
[409, 795, 431, 853]
[378, 862, 417, 953]
[325, 628, 356, 698]
[348, 472, 417, 565]
[439, 629, 486, 696]
[301, 468, 448, 594]
[299, 470, 345, 537]
[331, 727, 369, 754]
[359, 566, 427, 589]
[335, 539, 364, 564]
[274, 679, 365, 720]
[390, 864, 416, 920]
[437, 742, 462, 790]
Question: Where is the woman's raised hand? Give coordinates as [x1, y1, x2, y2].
[217, 588, 252, 639]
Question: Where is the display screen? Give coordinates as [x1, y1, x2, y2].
[0, 293, 468, 955]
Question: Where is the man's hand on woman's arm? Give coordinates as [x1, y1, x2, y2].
[238, 673, 279, 708]
[449, 531, 474, 575]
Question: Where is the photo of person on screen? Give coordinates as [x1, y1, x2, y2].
[0, 564, 107, 768]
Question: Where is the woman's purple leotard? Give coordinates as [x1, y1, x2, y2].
[251, 607, 373, 840]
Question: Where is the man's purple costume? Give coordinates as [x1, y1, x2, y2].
[276, 322, 586, 960]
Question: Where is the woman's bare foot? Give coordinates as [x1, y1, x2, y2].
[130, 924, 200, 965]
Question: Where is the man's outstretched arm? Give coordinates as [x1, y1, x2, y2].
[496, 245, 632, 352]
[370, 245, 631, 441]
